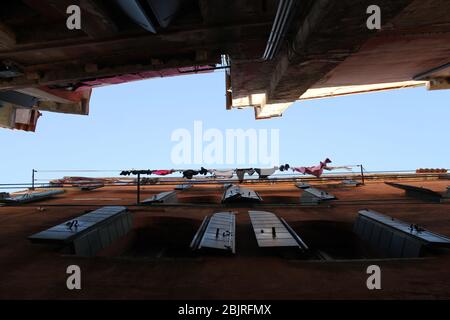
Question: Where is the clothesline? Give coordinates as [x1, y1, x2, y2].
[119, 159, 363, 181]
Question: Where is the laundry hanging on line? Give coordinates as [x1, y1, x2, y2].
[152, 169, 175, 176]
[292, 158, 332, 178]
[118, 160, 354, 181]
[235, 168, 256, 183]
[120, 170, 153, 176]
[255, 166, 278, 179]
[209, 169, 234, 179]
[326, 165, 353, 171]
[182, 167, 208, 179]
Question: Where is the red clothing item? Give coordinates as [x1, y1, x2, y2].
[152, 170, 174, 176]
[293, 158, 332, 178]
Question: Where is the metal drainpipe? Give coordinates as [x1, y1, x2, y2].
[262, 0, 297, 60]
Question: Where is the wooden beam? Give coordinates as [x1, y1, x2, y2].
[0, 54, 219, 90]
[0, 21, 270, 58]
[0, 22, 16, 50]
[21, 0, 63, 20]
[16, 24, 86, 46]
[79, 0, 118, 37]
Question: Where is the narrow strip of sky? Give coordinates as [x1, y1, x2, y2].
[0, 71, 448, 189]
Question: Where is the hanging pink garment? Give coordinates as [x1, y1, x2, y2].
[293, 158, 332, 177]
[152, 170, 174, 176]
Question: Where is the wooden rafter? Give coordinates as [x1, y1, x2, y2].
[0, 22, 16, 50]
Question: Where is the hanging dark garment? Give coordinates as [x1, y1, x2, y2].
[182, 170, 198, 179]
[183, 167, 209, 179]
[235, 168, 255, 183]
[131, 170, 152, 175]
[120, 170, 152, 176]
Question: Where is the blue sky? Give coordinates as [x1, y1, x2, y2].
[1, 70, 449, 188]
